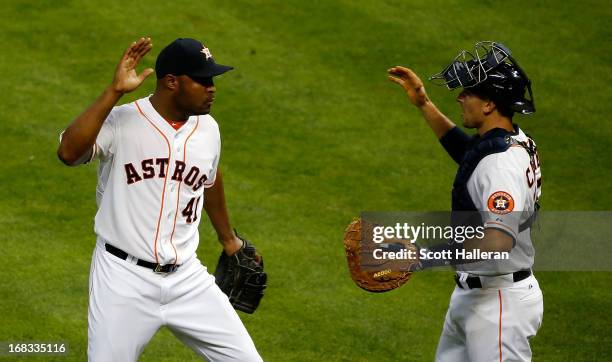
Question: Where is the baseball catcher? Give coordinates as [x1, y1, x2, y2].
[343, 218, 419, 292]
[388, 40, 543, 361]
[214, 231, 267, 314]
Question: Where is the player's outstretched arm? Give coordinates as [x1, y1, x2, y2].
[57, 37, 154, 165]
[388, 66, 456, 139]
[203, 170, 244, 256]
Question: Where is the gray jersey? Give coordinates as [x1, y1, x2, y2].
[457, 127, 542, 275]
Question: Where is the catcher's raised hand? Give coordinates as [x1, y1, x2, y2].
[112, 37, 154, 94]
[388, 66, 430, 107]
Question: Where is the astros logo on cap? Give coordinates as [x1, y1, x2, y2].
[201, 47, 212, 60]
[487, 191, 515, 214]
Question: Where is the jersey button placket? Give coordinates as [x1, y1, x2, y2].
[162, 138, 178, 259]
[167, 181, 175, 221]
[168, 181, 177, 221]
[171, 133, 185, 193]
[170, 135, 182, 220]
[163, 133, 185, 261]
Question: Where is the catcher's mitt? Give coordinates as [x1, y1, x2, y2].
[343, 218, 419, 292]
[214, 232, 267, 314]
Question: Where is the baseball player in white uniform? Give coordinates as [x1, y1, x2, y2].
[57, 37, 262, 362]
[389, 41, 543, 361]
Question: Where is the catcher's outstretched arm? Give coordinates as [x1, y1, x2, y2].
[204, 169, 243, 255]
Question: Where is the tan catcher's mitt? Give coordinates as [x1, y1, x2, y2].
[343, 218, 420, 292]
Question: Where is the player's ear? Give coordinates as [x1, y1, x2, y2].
[158, 74, 178, 91]
[482, 99, 496, 115]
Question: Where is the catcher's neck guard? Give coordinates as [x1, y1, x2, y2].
[429, 41, 536, 115]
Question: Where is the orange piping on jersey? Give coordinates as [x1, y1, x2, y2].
[135, 100, 171, 265]
[168, 116, 200, 265]
[485, 221, 518, 240]
[498, 290, 503, 362]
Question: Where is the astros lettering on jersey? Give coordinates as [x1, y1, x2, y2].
[92, 97, 220, 266]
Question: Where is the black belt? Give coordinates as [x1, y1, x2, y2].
[105, 243, 180, 273]
[454, 270, 531, 289]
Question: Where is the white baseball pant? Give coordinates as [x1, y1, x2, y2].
[87, 240, 262, 362]
[435, 274, 543, 362]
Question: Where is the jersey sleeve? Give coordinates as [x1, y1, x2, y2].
[58, 130, 95, 165]
[93, 110, 117, 161]
[57, 109, 116, 166]
[467, 153, 527, 242]
[203, 122, 221, 188]
[203, 154, 220, 188]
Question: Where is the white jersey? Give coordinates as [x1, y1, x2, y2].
[458, 127, 542, 274]
[89, 96, 220, 265]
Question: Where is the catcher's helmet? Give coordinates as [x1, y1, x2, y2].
[430, 41, 535, 115]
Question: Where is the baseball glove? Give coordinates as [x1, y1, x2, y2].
[343, 218, 419, 293]
[214, 232, 267, 314]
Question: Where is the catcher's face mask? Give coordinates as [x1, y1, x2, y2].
[429, 41, 536, 114]
[430, 41, 511, 89]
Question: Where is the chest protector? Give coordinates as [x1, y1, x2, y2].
[451, 129, 514, 228]
[451, 128, 538, 229]
[452, 129, 514, 211]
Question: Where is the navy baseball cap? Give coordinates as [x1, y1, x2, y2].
[155, 38, 233, 79]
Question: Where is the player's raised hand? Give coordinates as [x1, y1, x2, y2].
[112, 37, 154, 94]
[388, 66, 430, 107]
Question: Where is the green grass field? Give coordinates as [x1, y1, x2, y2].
[1, 0, 611, 360]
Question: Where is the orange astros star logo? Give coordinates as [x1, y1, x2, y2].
[487, 191, 515, 214]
